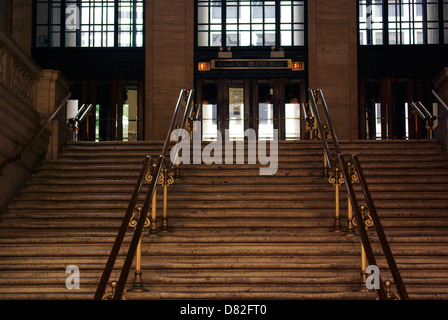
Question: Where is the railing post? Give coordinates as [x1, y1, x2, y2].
[128, 206, 150, 293]
[329, 167, 344, 232]
[146, 162, 161, 235]
[102, 281, 126, 300]
[353, 205, 374, 290]
[426, 116, 435, 139]
[150, 187, 158, 234]
[346, 162, 359, 235]
[161, 168, 174, 231]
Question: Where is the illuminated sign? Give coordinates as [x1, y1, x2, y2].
[211, 59, 292, 70]
[292, 61, 305, 71]
[198, 62, 211, 71]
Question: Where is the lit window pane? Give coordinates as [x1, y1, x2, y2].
[34, 0, 145, 48]
[361, 0, 442, 45]
[197, 0, 305, 48]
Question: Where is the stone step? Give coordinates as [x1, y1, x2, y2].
[12, 190, 448, 202]
[24, 175, 448, 185]
[1, 139, 447, 300]
[18, 183, 448, 194]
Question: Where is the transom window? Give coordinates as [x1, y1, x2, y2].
[196, 0, 306, 47]
[359, 0, 448, 45]
[35, 0, 144, 48]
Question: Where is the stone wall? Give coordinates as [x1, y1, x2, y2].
[144, 0, 194, 141]
[307, 0, 358, 141]
[0, 28, 70, 212]
[144, 0, 359, 141]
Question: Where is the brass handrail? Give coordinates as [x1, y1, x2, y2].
[350, 154, 409, 300]
[309, 88, 408, 300]
[94, 89, 196, 300]
[308, 89, 333, 172]
[0, 92, 71, 176]
[316, 89, 342, 157]
[432, 89, 448, 112]
[410, 102, 428, 120]
[337, 154, 387, 300]
[93, 155, 152, 300]
[78, 104, 94, 123]
[410, 102, 437, 139]
[67, 104, 94, 141]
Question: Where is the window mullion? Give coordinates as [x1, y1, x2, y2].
[222, 0, 227, 47]
[438, 0, 444, 44]
[114, 0, 119, 48]
[61, 0, 66, 47]
[423, 0, 428, 44]
[275, 0, 278, 48]
[384, 0, 389, 45]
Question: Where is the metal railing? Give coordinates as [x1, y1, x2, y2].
[66, 104, 94, 141]
[0, 92, 71, 176]
[432, 89, 448, 113]
[410, 101, 437, 139]
[94, 89, 198, 300]
[308, 89, 409, 300]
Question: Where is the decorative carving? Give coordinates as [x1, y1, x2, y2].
[0, 46, 6, 86]
[11, 59, 36, 107]
[0, 34, 39, 109]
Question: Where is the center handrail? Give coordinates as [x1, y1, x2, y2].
[350, 154, 409, 300]
[308, 89, 333, 172]
[94, 89, 196, 300]
[309, 88, 408, 300]
[410, 102, 428, 121]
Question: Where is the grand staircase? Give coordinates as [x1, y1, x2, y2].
[0, 139, 447, 299]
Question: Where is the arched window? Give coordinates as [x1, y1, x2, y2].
[34, 0, 144, 48]
[196, 0, 306, 48]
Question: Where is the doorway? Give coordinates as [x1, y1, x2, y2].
[196, 77, 307, 141]
[360, 78, 439, 140]
[70, 79, 144, 141]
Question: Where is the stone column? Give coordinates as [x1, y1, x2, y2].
[144, 0, 194, 141]
[36, 70, 72, 161]
[307, 0, 359, 141]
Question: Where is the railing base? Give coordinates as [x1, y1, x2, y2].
[128, 271, 150, 293]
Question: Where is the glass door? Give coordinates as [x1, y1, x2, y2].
[196, 77, 306, 141]
[228, 83, 246, 140]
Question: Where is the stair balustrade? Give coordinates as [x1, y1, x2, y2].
[66, 103, 94, 141]
[0, 92, 71, 176]
[432, 89, 448, 113]
[308, 88, 409, 300]
[94, 89, 198, 300]
[410, 101, 437, 139]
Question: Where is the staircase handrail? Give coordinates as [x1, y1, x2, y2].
[308, 89, 333, 172]
[309, 88, 408, 300]
[432, 89, 448, 112]
[94, 89, 197, 300]
[410, 102, 434, 121]
[349, 154, 409, 300]
[0, 92, 71, 176]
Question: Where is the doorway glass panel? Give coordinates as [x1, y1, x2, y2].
[285, 101, 301, 140]
[228, 86, 245, 140]
[284, 81, 302, 140]
[123, 87, 138, 141]
[202, 103, 218, 141]
[258, 102, 274, 140]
